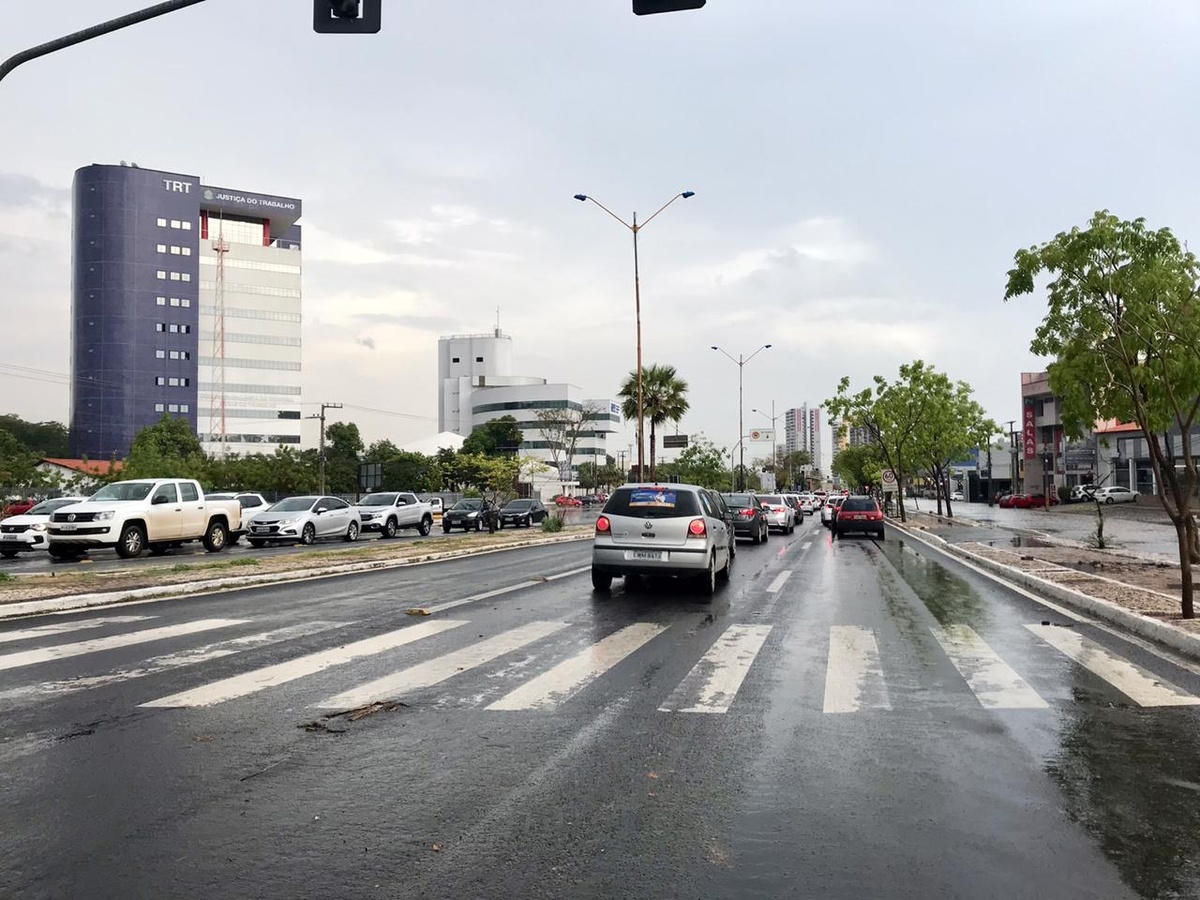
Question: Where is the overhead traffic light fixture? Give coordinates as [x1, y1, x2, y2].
[633, 0, 706, 14]
[314, 0, 381, 33]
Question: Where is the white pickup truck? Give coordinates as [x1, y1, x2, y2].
[45, 478, 242, 560]
[353, 492, 434, 538]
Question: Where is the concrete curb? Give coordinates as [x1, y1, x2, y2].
[0, 531, 594, 621]
[888, 520, 1200, 661]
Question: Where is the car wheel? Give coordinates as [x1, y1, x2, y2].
[248, 539, 266, 548]
[525, 516, 532, 528]
[47, 546, 83, 561]
[442, 526, 451, 534]
[418, 516, 432, 536]
[300, 523, 317, 545]
[227, 535, 241, 546]
[752, 522, 763, 545]
[717, 546, 732, 582]
[203, 520, 228, 552]
[344, 521, 359, 543]
[591, 569, 612, 592]
[875, 529, 885, 540]
[115, 523, 146, 559]
[0, 549, 17, 559]
[1105, 497, 1114, 505]
[698, 553, 717, 600]
[498, 519, 505, 530]
[382, 518, 398, 539]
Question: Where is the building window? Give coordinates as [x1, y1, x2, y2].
[168, 404, 179, 413]
[155, 350, 166, 359]
[156, 271, 166, 280]
[157, 244, 167, 254]
[181, 273, 191, 282]
[182, 377, 190, 386]
[181, 246, 192, 256]
[181, 324, 191, 334]
[452, 357, 460, 363]
[476, 356, 483, 362]
[170, 219, 181, 229]
[155, 323, 165, 332]
[169, 324, 179, 333]
[156, 218, 167, 228]
[155, 296, 167, 306]
[168, 350, 190, 360]
[168, 377, 180, 387]
[170, 245, 181, 255]
[169, 272, 181, 281]
[169, 297, 180, 307]
[180, 404, 190, 413]
[155, 377, 166, 386]
[155, 403, 165, 412]
[182, 220, 192, 230]
[181, 298, 191, 308]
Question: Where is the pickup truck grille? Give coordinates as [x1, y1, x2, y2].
[51, 512, 99, 523]
[1, 524, 29, 534]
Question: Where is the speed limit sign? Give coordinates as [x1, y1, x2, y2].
[882, 469, 897, 492]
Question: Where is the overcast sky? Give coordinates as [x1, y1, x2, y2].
[4, 0, 1199, 467]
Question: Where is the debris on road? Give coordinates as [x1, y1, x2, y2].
[298, 721, 347, 735]
[323, 700, 408, 722]
[406, 608, 433, 616]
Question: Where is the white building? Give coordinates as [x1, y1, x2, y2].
[437, 330, 619, 479]
[784, 404, 823, 473]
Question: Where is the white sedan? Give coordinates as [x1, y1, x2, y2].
[0, 497, 87, 558]
[244, 495, 361, 546]
[1090, 485, 1138, 504]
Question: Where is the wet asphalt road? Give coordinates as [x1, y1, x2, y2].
[3, 516, 1200, 899]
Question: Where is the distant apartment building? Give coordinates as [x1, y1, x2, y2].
[437, 330, 619, 475]
[784, 404, 823, 472]
[70, 162, 302, 460]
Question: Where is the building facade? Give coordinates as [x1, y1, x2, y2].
[437, 330, 619, 477]
[70, 163, 302, 461]
[783, 404, 823, 473]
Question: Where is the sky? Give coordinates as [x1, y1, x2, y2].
[3, 0, 1200, 470]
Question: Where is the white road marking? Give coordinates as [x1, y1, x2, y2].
[801, 541, 813, 551]
[1026, 625, 1200, 707]
[930, 624, 1048, 709]
[487, 623, 668, 711]
[823, 625, 891, 714]
[765, 571, 792, 594]
[422, 567, 590, 614]
[316, 620, 569, 710]
[141, 619, 466, 708]
[0, 622, 346, 704]
[0, 615, 154, 644]
[0, 619, 246, 673]
[659, 623, 773, 714]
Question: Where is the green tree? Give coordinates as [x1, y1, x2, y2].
[0, 428, 43, 494]
[382, 451, 442, 492]
[535, 403, 603, 483]
[0, 415, 70, 458]
[1006, 210, 1200, 618]
[826, 361, 947, 523]
[461, 416, 523, 457]
[364, 439, 401, 464]
[670, 436, 732, 490]
[121, 416, 208, 482]
[618, 364, 690, 481]
[832, 444, 883, 494]
[910, 373, 998, 517]
[323, 421, 364, 494]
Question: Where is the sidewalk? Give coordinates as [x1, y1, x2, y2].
[889, 510, 1200, 659]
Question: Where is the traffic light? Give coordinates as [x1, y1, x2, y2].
[313, 0, 381, 33]
[633, 0, 706, 14]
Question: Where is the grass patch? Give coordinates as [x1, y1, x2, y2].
[228, 556, 260, 567]
[541, 515, 565, 534]
[0, 572, 12, 583]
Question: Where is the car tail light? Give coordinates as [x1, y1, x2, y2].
[739, 508, 756, 518]
[688, 518, 707, 537]
[596, 516, 611, 534]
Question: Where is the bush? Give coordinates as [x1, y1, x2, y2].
[541, 514, 564, 533]
[1057, 485, 1072, 504]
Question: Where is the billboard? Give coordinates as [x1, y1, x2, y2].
[1023, 401, 1037, 460]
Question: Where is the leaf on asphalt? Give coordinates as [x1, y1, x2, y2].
[431, 843, 444, 852]
[323, 700, 408, 722]
[647, 771, 659, 779]
[406, 608, 432, 616]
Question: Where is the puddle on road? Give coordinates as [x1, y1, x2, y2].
[877, 539, 989, 629]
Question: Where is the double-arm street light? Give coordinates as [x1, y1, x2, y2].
[712, 344, 772, 490]
[752, 401, 783, 489]
[574, 190, 695, 480]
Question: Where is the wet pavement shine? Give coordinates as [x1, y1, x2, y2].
[3, 517, 1200, 898]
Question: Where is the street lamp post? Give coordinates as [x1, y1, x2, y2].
[751, 401, 783, 489]
[712, 344, 772, 490]
[574, 190, 695, 482]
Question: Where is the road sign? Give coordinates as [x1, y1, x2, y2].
[663, 434, 689, 449]
[749, 428, 774, 442]
[881, 469, 897, 493]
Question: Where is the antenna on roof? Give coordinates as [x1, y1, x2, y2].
[495, 305, 501, 337]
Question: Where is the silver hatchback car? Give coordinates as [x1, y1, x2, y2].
[591, 483, 735, 596]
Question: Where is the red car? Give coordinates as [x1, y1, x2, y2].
[1010, 493, 1059, 509]
[554, 495, 583, 507]
[998, 493, 1022, 509]
[833, 495, 886, 540]
[1, 498, 35, 519]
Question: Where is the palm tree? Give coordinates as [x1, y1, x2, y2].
[618, 364, 690, 481]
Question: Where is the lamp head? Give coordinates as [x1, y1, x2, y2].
[681, 191, 695, 199]
[710, 345, 719, 350]
[573, 194, 588, 202]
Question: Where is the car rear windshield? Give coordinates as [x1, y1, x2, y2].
[720, 494, 755, 509]
[761, 495, 785, 505]
[604, 487, 700, 519]
[29, 498, 80, 515]
[841, 498, 877, 512]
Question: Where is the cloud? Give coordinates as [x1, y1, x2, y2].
[356, 335, 377, 351]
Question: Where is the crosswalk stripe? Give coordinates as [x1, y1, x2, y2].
[1026, 625, 1200, 707]
[824, 625, 891, 713]
[0, 615, 154, 644]
[0, 622, 347, 704]
[487, 623, 668, 711]
[765, 571, 792, 594]
[141, 619, 467, 708]
[659, 623, 772, 714]
[801, 541, 812, 551]
[931, 625, 1048, 709]
[316, 620, 568, 710]
[0, 619, 246, 673]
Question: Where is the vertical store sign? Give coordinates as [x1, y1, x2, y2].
[1023, 402, 1037, 460]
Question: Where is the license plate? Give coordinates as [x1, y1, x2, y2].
[57, 523, 77, 531]
[253, 526, 269, 533]
[853, 514, 866, 520]
[625, 549, 664, 561]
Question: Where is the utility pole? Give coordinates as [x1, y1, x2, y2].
[1006, 418, 1018, 496]
[307, 402, 343, 494]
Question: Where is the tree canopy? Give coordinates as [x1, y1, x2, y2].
[1006, 210, 1200, 617]
[618, 364, 689, 480]
[461, 416, 523, 457]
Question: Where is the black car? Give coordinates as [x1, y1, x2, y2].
[719, 492, 770, 544]
[442, 498, 495, 533]
[498, 499, 548, 528]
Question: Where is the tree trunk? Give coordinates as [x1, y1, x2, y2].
[1176, 518, 1195, 619]
[1093, 500, 1106, 549]
[1187, 513, 1200, 565]
[896, 476, 908, 523]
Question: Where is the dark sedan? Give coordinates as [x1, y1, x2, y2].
[498, 499, 548, 528]
[442, 499, 495, 533]
[719, 492, 770, 544]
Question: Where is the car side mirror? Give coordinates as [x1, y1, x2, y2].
[152, 494, 171, 505]
[314, 507, 326, 515]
